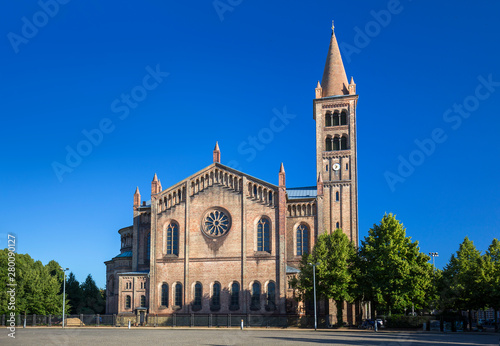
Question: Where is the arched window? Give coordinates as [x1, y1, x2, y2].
[336, 191, 339, 201]
[325, 137, 332, 151]
[175, 283, 182, 307]
[251, 282, 261, 311]
[193, 282, 202, 308]
[212, 282, 221, 308]
[296, 224, 309, 256]
[140, 295, 146, 307]
[341, 136, 348, 150]
[257, 218, 270, 252]
[333, 137, 340, 151]
[325, 112, 332, 126]
[268, 191, 273, 204]
[336, 222, 340, 229]
[146, 233, 151, 261]
[161, 283, 168, 307]
[333, 111, 340, 126]
[125, 295, 131, 309]
[166, 222, 179, 255]
[230, 282, 240, 309]
[341, 110, 347, 125]
[267, 282, 276, 310]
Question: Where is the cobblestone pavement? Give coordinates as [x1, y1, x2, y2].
[3, 327, 500, 345]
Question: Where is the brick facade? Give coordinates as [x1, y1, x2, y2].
[105, 26, 359, 324]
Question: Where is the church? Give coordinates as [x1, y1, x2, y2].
[105, 25, 359, 323]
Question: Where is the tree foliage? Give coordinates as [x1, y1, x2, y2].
[291, 228, 357, 325]
[357, 214, 433, 315]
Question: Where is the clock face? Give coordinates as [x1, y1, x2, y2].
[333, 163, 340, 171]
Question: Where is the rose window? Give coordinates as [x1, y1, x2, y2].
[202, 209, 231, 237]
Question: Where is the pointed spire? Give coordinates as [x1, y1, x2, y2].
[316, 81, 321, 88]
[321, 22, 349, 97]
[134, 186, 141, 207]
[279, 163, 286, 187]
[348, 76, 356, 95]
[151, 173, 160, 195]
[317, 173, 323, 196]
[152, 173, 158, 182]
[315, 81, 323, 99]
[213, 141, 221, 163]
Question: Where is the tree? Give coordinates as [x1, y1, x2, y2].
[80, 274, 105, 314]
[291, 229, 357, 326]
[357, 214, 433, 316]
[484, 238, 500, 331]
[66, 272, 83, 314]
[442, 237, 485, 330]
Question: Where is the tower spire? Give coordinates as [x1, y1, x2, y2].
[321, 21, 348, 97]
[213, 141, 221, 163]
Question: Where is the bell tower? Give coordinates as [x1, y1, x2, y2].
[314, 23, 358, 245]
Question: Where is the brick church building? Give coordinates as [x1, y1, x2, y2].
[105, 25, 359, 323]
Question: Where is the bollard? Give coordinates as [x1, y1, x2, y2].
[240, 319, 244, 330]
[374, 320, 378, 332]
[23, 318, 26, 328]
[128, 320, 131, 329]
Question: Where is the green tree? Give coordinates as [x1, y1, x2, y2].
[484, 238, 500, 331]
[80, 274, 105, 314]
[66, 272, 83, 314]
[442, 237, 485, 330]
[292, 229, 357, 326]
[357, 214, 433, 316]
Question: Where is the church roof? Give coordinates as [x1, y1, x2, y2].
[321, 26, 349, 97]
[114, 251, 132, 258]
[118, 270, 149, 275]
[287, 186, 317, 199]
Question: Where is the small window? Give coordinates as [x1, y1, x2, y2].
[194, 282, 202, 307]
[253, 185, 258, 197]
[325, 112, 332, 127]
[268, 191, 273, 204]
[333, 137, 340, 151]
[326, 138, 333, 151]
[251, 282, 261, 311]
[336, 191, 339, 201]
[161, 283, 168, 307]
[336, 222, 340, 229]
[125, 295, 131, 309]
[212, 282, 221, 307]
[175, 283, 183, 307]
[267, 282, 276, 310]
[346, 163, 349, 170]
[146, 233, 151, 261]
[326, 165, 328, 172]
[230, 282, 240, 309]
[340, 111, 347, 125]
[333, 112, 340, 126]
[140, 295, 146, 308]
[341, 136, 348, 150]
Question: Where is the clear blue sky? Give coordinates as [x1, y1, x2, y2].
[1, 1, 499, 288]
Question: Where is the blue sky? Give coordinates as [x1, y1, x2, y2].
[1, 1, 499, 288]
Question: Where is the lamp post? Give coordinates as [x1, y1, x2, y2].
[428, 252, 439, 269]
[60, 268, 69, 328]
[308, 262, 319, 331]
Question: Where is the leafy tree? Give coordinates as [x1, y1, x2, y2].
[357, 214, 433, 316]
[442, 237, 485, 330]
[291, 229, 357, 326]
[484, 238, 500, 331]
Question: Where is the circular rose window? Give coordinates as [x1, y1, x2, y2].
[202, 208, 231, 238]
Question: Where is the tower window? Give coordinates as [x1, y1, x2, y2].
[250, 282, 261, 311]
[326, 164, 328, 171]
[336, 222, 340, 229]
[341, 136, 348, 150]
[296, 224, 309, 256]
[326, 137, 333, 151]
[257, 218, 271, 252]
[340, 111, 347, 125]
[161, 283, 169, 307]
[146, 233, 151, 261]
[333, 111, 340, 126]
[325, 112, 332, 127]
[140, 295, 146, 308]
[166, 222, 179, 255]
[336, 191, 339, 201]
[125, 295, 131, 309]
[333, 137, 340, 151]
[346, 163, 349, 170]
[175, 283, 183, 307]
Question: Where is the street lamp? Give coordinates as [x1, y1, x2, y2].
[308, 262, 319, 331]
[60, 268, 69, 328]
[428, 252, 439, 269]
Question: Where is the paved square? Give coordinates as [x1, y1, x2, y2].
[3, 328, 499, 345]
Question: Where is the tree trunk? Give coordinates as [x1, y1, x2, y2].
[468, 310, 472, 331]
[336, 300, 343, 327]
